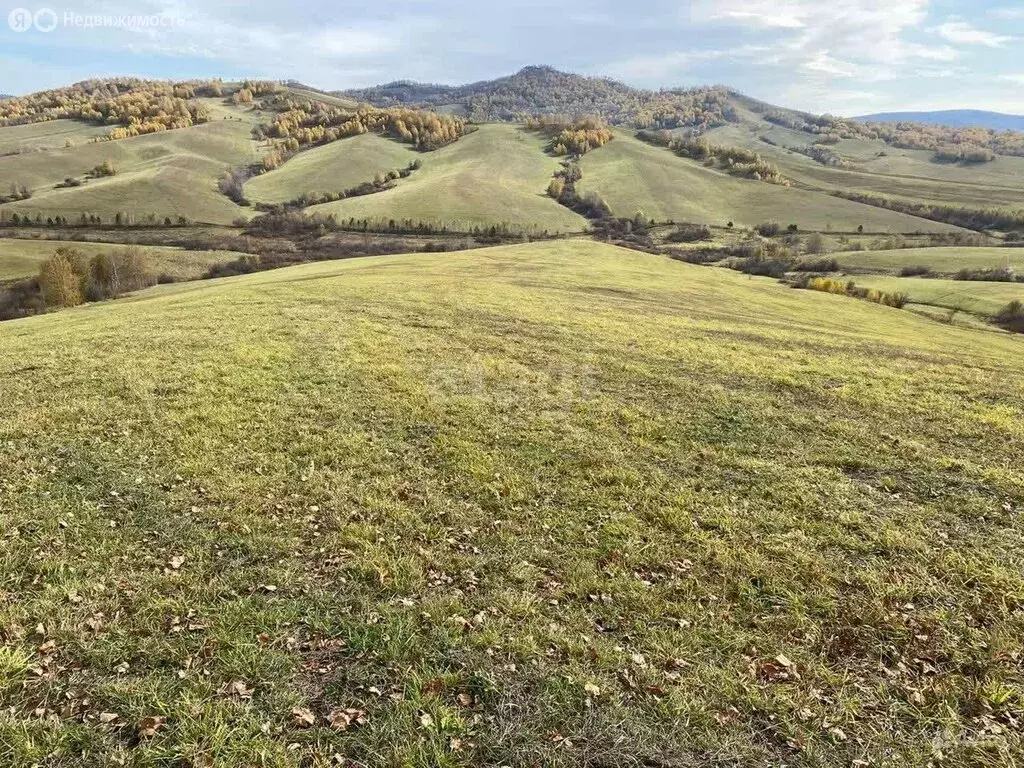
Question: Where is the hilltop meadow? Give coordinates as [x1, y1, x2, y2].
[1, 69, 1023, 766]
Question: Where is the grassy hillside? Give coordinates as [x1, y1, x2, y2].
[1, 240, 1022, 766]
[577, 133, 959, 232]
[0, 238, 247, 281]
[308, 124, 587, 232]
[837, 246, 1024, 275]
[851, 273, 1024, 317]
[0, 111, 261, 226]
[245, 133, 419, 205]
[0, 119, 110, 155]
[708, 123, 1024, 210]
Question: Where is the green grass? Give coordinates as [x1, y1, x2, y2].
[577, 133, 959, 232]
[0, 110, 262, 226]
[1, 240, 1022, 766]
[308, 124, 587, 232]
[708, 123, 1024, 210]
[0, 238, 249, 281]
[0, 119, 111, 156]
[245, 134, 420, 205]
[836, 246, 1024, 276]
[849, 274, 1024, 317]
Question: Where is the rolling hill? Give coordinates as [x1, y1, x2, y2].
[2, 239, 1022, 765]
[306, 123, 587, 232]
[245, 133, 420, 205]
[577, 132, 959, 232]
[855, 109, 1024, 131]
[0, 100, 262, 225]
[0, 238, 249, 282]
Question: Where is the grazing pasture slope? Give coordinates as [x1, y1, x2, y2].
[0, 240, 1022, 766]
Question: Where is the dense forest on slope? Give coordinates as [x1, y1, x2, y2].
[341, 66, 1024, 158]
[339, 66, 739, 129]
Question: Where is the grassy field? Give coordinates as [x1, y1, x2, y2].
[576, 133, 959, 233]
[1, 240, 1022, 766]
[850, 273, 1024, 317]
[0, 111, 261, 226]
[707, 123, 1024, 210]
[246, 134, 420, 205]
[836, 246, 1024, 276]
[0, 120, 111, 156]
[0, 238, 248, 282]
[308, 124, 587, 232]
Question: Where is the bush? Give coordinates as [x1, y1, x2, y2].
[899, 265, 931, 277]
[955, 266, 1016, 282]
[755, 221, 781, 237]
[38, 249, 85, 308]
[995, 300, 1024, 332]
[667, 224, 712, 243]
[802, 277, 908, 309]
[795, 257, 838, 272]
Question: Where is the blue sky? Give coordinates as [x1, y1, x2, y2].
[2, 0, 1023, 115]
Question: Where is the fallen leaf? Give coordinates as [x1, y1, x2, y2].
[419, 712, 434, 728]
[227, 681, 253, 699]
[169, 555, 185, 570]
[291, 707, 316, 728]
[584, 683, 601, 697]
[138, 715, 165, 738]
[99, 712, 119, 724]
[328, 708, 367, 730]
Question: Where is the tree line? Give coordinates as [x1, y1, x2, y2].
[637, 130, 789, 185]
[524, 116, 614, 156]
[0, 245, 160, 320]
[340, 66, 740, 130]
[255, 94, 473, 157]
[0, 78, 221, 138]
[830, 191, 1024, 232]
[763, 108, 1024, 159]
[0, 210, 191, 227]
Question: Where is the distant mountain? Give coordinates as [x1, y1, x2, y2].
[854, 110, 1024, 132]
[336, 65, 746, 127]
[0, 94, 13, 101]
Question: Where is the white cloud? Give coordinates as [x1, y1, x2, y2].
[990, 7, 1024, 20]
[801, 52, 856, 77]
[934, 20, 1012, 47]
[998, 73, 1024, 85]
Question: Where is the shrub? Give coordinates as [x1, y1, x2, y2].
[955, 266, 1016, 282]
[802, 277, 909, 309]
[899, 265, 931, 277]
[38, 249, 84, 308]
[667, 224, 712, 243]
[804, 232, 831, 255]
[995, 300, 1024, 332]
[795, 257, 838, 272]
[755, 221, 781, 237]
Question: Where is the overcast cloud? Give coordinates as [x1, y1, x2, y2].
[1, 0, 1022, 114]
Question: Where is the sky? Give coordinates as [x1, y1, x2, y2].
[1, 0, 1023, 116]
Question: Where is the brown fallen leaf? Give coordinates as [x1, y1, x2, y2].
[456, 692, 474, 707]
[138, 715, 166, 738]
[227, 681, 253, 699]
[98, 712, 119, 724]
[291, 707, 316, 728]
[328, 708, 368, 730]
